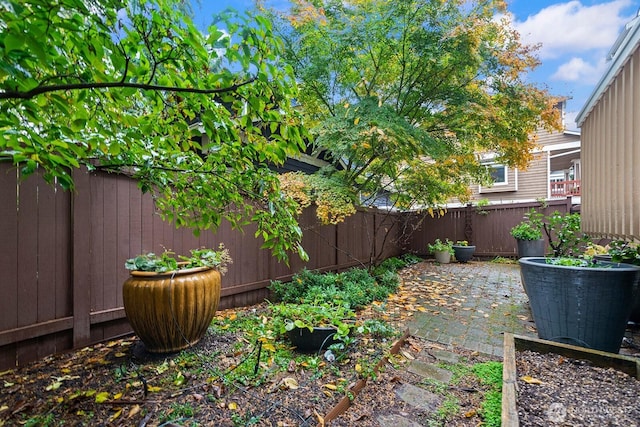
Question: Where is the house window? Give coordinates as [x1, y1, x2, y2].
[488, 163, 507, 185]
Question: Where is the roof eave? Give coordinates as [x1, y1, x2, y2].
[576, 16, 640, 126]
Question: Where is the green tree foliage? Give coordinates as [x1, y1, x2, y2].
[0, 0, 308, 261]
[269, 0, 562, 211]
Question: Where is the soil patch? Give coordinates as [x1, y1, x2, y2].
[516, 350, 640, 426]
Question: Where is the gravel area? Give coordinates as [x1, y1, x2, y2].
[517, 350, 640, 426]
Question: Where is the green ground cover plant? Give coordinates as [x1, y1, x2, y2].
[268, 256, 411, 308]
[472, 361, 503, 427]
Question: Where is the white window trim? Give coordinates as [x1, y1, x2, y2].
[487, 163, 508, 186]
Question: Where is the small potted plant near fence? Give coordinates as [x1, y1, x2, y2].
[123, 245, 232, 353]
[428, 239, 453, 264]
[510, 209, 545, 257]
[452, 240, 475, 263]
[519, 212, 640, 353]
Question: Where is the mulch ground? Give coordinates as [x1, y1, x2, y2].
[0, 261, 509, 426]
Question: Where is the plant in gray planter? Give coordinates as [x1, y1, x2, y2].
[510, 209, 545, 258]
[519, 256, 640, 353]
[428, 239, 453, 264]
[452, 240, 475, 263]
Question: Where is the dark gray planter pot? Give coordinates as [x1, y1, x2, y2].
[593, 255, 640, 323]
[287, 327, 339, 353]
[519, 257, 640, 353]
[516, 238, 545, 258]
[452, 245, 475, 263]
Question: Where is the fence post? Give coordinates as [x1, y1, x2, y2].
[72, 168, 93, 348]
[464, 203, 474, 244]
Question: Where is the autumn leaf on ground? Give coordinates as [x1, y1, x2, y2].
[520, 375, 543, 385]
[109, 408, 122, 422]
[128, 404, 141, 419]
[95, 392, 110, 403]
[283, 377, 299, 390]
[315, 408, 325, 426]
[400, 350, 415, 360]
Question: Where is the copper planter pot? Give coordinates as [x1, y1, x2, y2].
[123, 266, 221, 353]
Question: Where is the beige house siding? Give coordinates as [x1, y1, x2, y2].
[577, 17, 640, 240]
[469, 151, 548, 203]
[466, 127, 580, 205]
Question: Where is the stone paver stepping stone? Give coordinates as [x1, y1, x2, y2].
[377, 414, 423, 427]
[407, 359, 453, 383]
[394, 382, 442, 412]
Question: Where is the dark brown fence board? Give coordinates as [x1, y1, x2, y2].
[89, 173, 105, 314]
[15, 171, 39, 367]
[0, 167, 18, 335]
[72, 169, 93, 348]
[17, 172, 38, 330]
[116, 178, 132, 309]
[55, 188, 72, 319]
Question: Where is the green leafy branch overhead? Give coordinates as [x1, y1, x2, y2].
[0, 0, 308, 261]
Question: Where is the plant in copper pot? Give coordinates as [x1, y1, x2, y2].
[123, 245, 232, 353]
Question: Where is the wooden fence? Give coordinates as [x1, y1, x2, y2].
[0, 165, 402, 369]
[406, 198, 574, 257]
[0, 161, 576, 370]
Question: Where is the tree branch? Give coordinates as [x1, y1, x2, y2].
[0, 78, 257, 100]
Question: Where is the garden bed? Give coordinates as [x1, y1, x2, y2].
[502, 333, 640, 426]
[1, 304, 404, 426]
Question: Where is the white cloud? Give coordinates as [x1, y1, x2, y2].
[511, 0, 634, 59]
[551, 56, 609, 83]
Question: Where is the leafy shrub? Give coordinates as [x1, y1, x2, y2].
[269, 264, 401, 309]
[376, 256, 407, 272]
[376, 270, 400, 292]
[304, 284, 346, 305]
[512, 209, 591, 256]
[428, 238, 454, 254]
[544, 211, 590, 257]
[356, 319, 397, 338]
[268, 279, 306, 303]
[510, 208, 544, 240]
[400, 253, 423, 265]
[608, 240, 640, 265]
[510, 222, 542, 240]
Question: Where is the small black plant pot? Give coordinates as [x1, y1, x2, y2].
[452, 245, 475, 263]
[287, 327, 339, 353]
